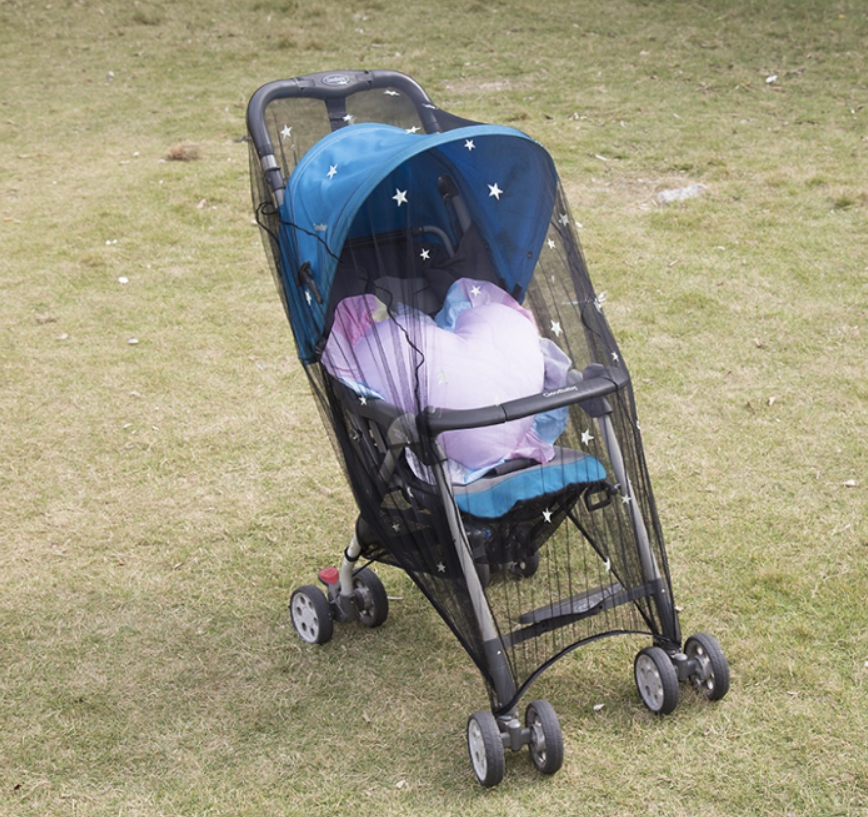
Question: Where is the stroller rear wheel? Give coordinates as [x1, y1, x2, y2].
[684, 633, 730, 701]
[525, 699, 564, 775]
[467, 711, 505, 787]
[352, 568, 389, 628]
[634, 646, 679, 714]
[289, 585, 334, 645]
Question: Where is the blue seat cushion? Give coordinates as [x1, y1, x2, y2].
[452, 447, 606, 519]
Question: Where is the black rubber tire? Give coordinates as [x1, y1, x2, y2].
[684, 633, 730, 701]
[467, 711, 505, 788]
[526, 699, 564, 775]
[289, 585, 334, 645]
[634, 646, 680, 715]
[352, 568, 389, 628]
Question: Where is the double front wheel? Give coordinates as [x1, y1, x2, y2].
[635, 633, 730, 714]
[467, 699, 564, 787]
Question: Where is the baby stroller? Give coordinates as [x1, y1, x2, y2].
[246, 69, 730, 787]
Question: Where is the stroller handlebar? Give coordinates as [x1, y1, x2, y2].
[422, 367, 628, 436]
[247, 69, 441, 161]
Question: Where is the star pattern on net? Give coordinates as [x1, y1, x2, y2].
[550, 320, 562, 337]
[327, 165, 338, 179]
[392, 188, 408, 206]
[488, 182, 503, 200]
[280, 125, 292, 139]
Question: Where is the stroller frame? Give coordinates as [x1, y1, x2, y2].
[247, 69, 730, 786]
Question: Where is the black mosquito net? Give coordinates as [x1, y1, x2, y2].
[248, 73, 678, 714]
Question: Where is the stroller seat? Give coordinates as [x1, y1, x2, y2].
[453, 447, 606, 519]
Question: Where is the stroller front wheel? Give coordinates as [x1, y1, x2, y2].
[526, 699, 564, 775]
[467, 711, 505, 787]
[289, 585, 334, 645]
[634, 646, 679, 714]
[684, 633, 730, 701]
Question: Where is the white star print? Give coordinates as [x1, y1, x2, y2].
[327, 165, 338, 179]
[612, 351, 620, 363]
[280, 125, 292, 139]
[392, 189, 408, 206]
[437, 562, 446, 573]
[621, 493, 632, 505]
[384, 90, 400, 96]
[305, 290, 312, 305]
[343, 114, 356, 124]
[392, 522, 401, 532]
[550, 320, 562, 337]
[558, 212, 570, 226]
[405, 126, 420, 134]
[488, 183, 503, 200]
[465, 139, 475, 151]
[581, 429, 594, 446]
[547, 239, 556, 249]
[359, 395, 367, 406]
[420, 248, 430, 260]
[542, 508, 553, 523]
[470, 285, 481, 297]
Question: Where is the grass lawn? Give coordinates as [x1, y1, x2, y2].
[1, 0, 866, 814]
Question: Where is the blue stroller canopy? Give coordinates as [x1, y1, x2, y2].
[279, 123, 559, 362]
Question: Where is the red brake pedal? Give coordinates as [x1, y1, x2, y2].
[318, 567, 340, 586]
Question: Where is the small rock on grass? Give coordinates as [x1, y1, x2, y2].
[165, 142, 200, 161]
[656, 183, 708, 204]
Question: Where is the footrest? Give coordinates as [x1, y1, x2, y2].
[518, 581, 624, 625]
[502, 579, 666, 650]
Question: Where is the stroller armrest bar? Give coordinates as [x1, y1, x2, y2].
[331, 379, 420, 445]
[422, 369, 627, 435]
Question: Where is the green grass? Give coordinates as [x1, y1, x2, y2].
[2, 0, 867, 814]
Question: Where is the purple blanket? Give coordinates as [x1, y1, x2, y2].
[323, 279, 570, 484]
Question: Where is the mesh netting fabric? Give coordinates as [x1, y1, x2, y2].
[248, 77, 677, 713]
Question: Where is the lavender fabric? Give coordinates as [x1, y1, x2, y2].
[323, 279, 570, 484]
